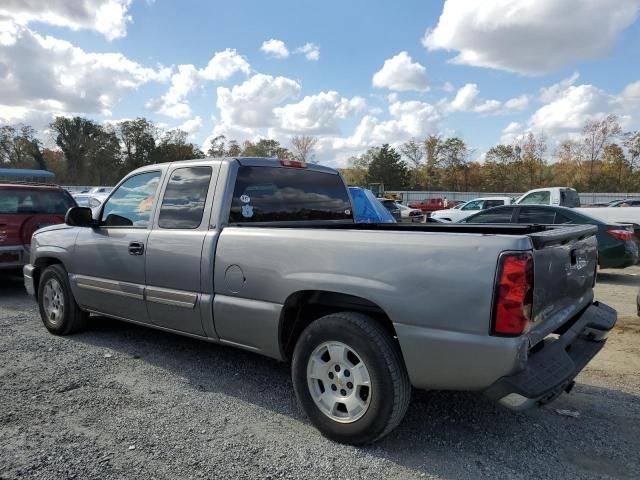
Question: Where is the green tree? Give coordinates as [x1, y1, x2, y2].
[117, 118, 158, 173]
[87, 125, 122, 185]
[50, 117, 104, 183]
[154, 129, 205, 162]
[366, 144, 409, 190]
[400, 138, 425, 188]
[241, 138, 292, 159]
[582, 114, 621, 190]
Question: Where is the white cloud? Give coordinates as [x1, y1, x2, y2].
[442, 81, 455, 93]
[423, 0, 640, 74]
[0, 0, 133, 41]
[504, 95, 529, 111]
[147, 49, 250, 119]
[200, 49, 251, 81]
[447, 83, 529, 114]
[538, 72, 580, 102]
[0, 23, 169, 125]
[449, 83, 479, 111]
[500, 121, 524, 144]
[178, 116, 203, 136]
[260, 39, 289, 59]
[216, 74, 301, 128]
[330, 100, 441, 153]
[372, 51, 428, 92]
[527, 79, 640, 141]
[273, 91, 365, 134]
[296, 43, 320, 61]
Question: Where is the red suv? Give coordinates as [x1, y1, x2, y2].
[0, 183, 76, 270]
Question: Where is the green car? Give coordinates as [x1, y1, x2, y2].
[461, 205, 639, 269]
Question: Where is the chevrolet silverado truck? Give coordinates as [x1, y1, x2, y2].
[23, 157, 616, 444]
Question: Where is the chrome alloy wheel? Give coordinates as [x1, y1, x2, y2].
[42, 278, 65, 326]
[306, 341, 372, 423]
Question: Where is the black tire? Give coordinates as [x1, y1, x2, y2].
[38, 264, 88, 335]
[291, 312, 411, 444]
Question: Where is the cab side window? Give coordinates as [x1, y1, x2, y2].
[158, 167, 212, 229]
[462, 200, 482, 210]
[101, 172, 161, 228]
[518, 191, 550, 205]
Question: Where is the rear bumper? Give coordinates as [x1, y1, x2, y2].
[599, 241, 639, 268]
[0, 245, 26, 270]
[23, 264, 36, 296]
[484, 302, 616, 409]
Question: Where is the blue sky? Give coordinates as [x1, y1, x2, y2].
[1, 0, 639, 166]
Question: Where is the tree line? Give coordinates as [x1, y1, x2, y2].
[342, 115, 640, 193]
[0, 116, 318, 185]
[2, 114, 639, 192]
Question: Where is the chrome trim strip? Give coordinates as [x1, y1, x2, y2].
[74, 275, 144, 301]
[146, 286, 197, 309]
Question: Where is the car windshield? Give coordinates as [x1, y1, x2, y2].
[0, 189, 75, 214]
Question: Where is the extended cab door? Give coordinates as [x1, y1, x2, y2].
[144, 164, 220, 336]
[70, 170, 162, 323]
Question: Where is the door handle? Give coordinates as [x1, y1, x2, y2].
[128, 241, 145, 255]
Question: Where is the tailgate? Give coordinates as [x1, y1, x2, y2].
[526, 225, 598, 345]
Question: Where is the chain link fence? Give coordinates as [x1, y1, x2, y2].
[386, 191, 640, 205]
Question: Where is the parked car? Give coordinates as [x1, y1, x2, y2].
[24, 157, 616, 444]
[72, 193, 105, 209]
[431, 196, 513, 222]
[379, 199, 402, 221]
[396, 203, 424, 223]
[407, 197, 446, 213]
[516, 187, 581, 207]
[348, 187, 396, 223]
[605, 198, 640, 207]
[89, 186, 114, 195]
[0, 183, 76, 270]
[461, 205, 639, 269]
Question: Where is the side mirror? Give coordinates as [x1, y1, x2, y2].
[65, 207, 95, 227]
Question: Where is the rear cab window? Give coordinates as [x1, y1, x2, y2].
[464, 207, 515, 223]
[0, 188, 75, 214]
[229, 166, 353, 224]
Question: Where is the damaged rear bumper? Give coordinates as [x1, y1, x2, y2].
[484, 302, 617, 410]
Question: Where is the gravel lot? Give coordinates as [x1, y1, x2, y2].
[1, 268, 639, 480]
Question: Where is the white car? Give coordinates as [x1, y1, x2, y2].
[89, 186, 113, 195]
[431, 197, 514, 222]
[396, 203, 425, 222]
[71, 193, 107, 209]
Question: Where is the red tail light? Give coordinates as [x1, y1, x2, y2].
[607, 229, 634, 241]
[280, 159, 307, 168]
[492, 252, 534, 336]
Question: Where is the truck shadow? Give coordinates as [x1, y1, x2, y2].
[70, 315, 640, 479]
[597, 271, 640, 286]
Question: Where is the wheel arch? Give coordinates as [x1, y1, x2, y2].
[279, 290, 400, 361]
[32, 256, 64, 299]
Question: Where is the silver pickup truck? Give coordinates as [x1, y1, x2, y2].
[23, 157, 616, 444]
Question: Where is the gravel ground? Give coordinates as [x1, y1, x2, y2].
[1, 269, 639, 480]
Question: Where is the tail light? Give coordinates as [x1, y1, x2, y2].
[492, 252, 534, 336]
[280, 159, 307, 168]
[607, 229, 634, 241]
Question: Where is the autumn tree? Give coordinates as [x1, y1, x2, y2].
[582, 115, 621, 189]
[290, 135, 318, 163]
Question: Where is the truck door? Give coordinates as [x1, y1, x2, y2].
[144, 165, 219, 336]
[71, 171, 162, 323]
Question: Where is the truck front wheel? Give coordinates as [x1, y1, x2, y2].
[38, 264, 88, 335]
[291, 312, 411, 444]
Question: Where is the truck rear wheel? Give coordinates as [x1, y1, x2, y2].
[291, 312, 411, 444]
[38, 264, 88, 335]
